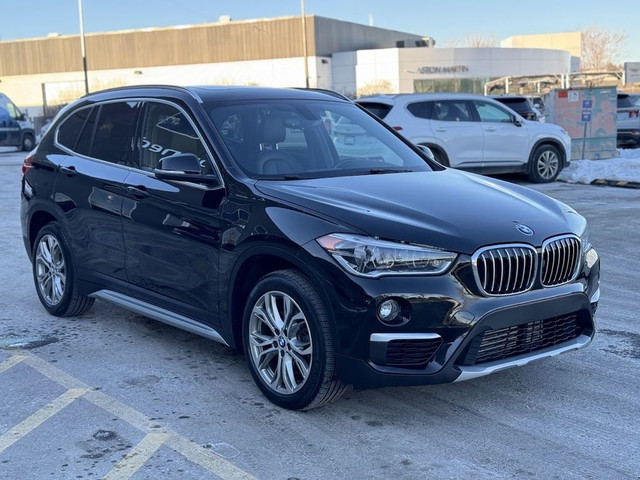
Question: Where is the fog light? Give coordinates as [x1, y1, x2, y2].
[378, 299, 401, 323]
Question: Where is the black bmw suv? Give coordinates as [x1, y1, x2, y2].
[21, 86, 600, 409]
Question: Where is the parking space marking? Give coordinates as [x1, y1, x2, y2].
[0, 355, 26, 373]
[15, 351, 256, 479]
[23, 354, 89, 390]
[102, 432, 171, 480]
[166, 434, 257, 480]
[0, 387, 87, 453]
[83, 389, 161, 433]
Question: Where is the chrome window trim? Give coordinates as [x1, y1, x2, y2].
[540, 234, 581, 287]
[53, 97, 225, 187]
[471, 243, 538, 297]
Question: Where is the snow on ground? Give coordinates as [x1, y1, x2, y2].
[558, 148, 640, 184]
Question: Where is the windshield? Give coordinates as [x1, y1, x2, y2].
[498, 98, 532, 114]
[205, 99, 432, 179]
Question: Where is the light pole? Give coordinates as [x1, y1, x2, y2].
[78, 0, 89, 94]
[300, 0, 309, 88]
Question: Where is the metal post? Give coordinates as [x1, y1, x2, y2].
[301, 0, 309, 88]
[78, 0, 89, 94]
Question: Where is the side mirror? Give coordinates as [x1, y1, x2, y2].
[417, 144, 436, 162]
[513, 117, 523, 127]
[154, 153, 220, 186]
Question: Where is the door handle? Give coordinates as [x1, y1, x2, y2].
[126, 185, 149, 199]
[59, 165, 77, 176]
[434, 127, 447, 132]
[484, 127, 496, 132]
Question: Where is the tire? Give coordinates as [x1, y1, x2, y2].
[32, 223, 95, 317]
[21, 133, 35, 152]
[242, 269, 346, 410]
[427, 146, 450, 167]
[528, 144, 561, 183]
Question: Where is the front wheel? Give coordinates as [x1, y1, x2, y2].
[529, 144, 561, 183]
[243, 270, 346, 410]
[33, 223, 94, 316]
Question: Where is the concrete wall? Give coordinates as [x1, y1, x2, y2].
[1, 56, 330, 115]
[347, 47, 573, 95]
[501, 32, 582, 58]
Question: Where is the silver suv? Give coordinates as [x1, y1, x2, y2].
[356, 93, 572, 183]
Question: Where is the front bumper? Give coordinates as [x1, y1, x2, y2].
[308, 243, 600, 390]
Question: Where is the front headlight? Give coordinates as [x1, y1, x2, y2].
[317, 233, 457, 278]
[579, 223, 590, 251]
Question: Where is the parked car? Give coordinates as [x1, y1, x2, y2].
[21, 85, 599, 410]
[525, 94, 547, 116]
[616, 92, 640, 149]
[0, 92, 36, 151]
[356, 93, 571, 183]
[492, 95, 542, 122]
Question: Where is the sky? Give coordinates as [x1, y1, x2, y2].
[1, 0, 638, 62]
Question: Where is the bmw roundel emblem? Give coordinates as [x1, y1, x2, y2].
[516, 224, 534, 236]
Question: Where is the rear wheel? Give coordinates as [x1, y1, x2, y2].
[243, 270, 346, 410]
[33, 223, 94, 316]
[21, 133, 35, 152]
[529, 144, 561, 183]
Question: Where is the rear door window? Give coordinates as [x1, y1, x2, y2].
[91, 102, 140, 165]
[432, 100, 473, 122]
[406, 101, 434, 119]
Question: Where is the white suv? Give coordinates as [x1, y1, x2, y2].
[356, 93, 572, 183]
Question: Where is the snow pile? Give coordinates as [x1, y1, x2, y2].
[558, 149, 640, 184]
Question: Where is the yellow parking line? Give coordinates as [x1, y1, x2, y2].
[0, 387, 87, 453]
[0, 355, 27, 373]
[19, 352, 256, 479]
[102, 432, 170, 480]
[166, 434, 257, 480]
[23, 354, 89, 390]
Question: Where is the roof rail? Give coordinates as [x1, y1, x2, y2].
[290, 87, 351, 101]
[82, 84, 203, 103]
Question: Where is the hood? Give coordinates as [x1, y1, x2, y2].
[255, 170, 581, 254]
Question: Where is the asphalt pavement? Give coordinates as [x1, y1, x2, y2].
[1, 148, 639, 479]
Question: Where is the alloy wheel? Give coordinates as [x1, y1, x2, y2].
[248, 291, 313, 395]
[536, 149, 559, 180]
[35, 234, 66, 306]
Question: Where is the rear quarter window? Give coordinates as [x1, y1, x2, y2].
[617, 95, 633, 108]
[57, 107, 94, 151]
[357, 102, 392, 119]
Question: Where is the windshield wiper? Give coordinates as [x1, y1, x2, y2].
[348, 168, 414, 176]
[259, 174, 303, 181]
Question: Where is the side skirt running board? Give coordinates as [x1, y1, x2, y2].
[90, 290, 229, 346]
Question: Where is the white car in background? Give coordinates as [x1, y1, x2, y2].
[356, 93, 572, 183]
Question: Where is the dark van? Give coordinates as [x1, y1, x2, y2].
[0, 93, 36, 151]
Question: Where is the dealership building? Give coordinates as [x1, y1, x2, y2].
[0, 15, 576, 115]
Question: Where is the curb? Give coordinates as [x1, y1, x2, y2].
[590, 179, 640, 189]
